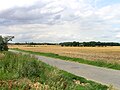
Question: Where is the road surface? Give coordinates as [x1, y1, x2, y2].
[10, 50, 120, 89]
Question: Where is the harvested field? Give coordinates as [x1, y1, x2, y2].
[9, 45, 120, 64]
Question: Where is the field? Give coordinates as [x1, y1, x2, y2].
[0, 52, 108, 90]
[9, 45, 120, 64]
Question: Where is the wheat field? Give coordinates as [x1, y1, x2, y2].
[9, 45, 120, 64]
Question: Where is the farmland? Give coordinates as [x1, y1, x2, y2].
[9, 45, 120, 64]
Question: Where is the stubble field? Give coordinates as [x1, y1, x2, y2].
[9, 45, 120, 64]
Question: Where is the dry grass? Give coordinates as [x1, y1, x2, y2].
[0, 78, 49, 90]
[9, 45, 120, 64]
[0, 53, 4, 59]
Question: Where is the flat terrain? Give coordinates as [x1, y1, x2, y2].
[9, 45, 120, 64]
[10, 50, 120, 89]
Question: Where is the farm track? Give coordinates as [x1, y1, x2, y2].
[10, 50, 120, 90]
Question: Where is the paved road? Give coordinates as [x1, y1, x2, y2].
[10, 50, 120, 89]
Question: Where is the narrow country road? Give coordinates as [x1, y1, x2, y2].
[10, 50, 120, 89]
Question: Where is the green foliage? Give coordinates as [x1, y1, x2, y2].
[0, 52, 108, 90]
[60, 41, 120, 47]
[0, 36, 14, 51]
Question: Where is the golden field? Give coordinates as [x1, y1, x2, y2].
[9, 45, 120, 64]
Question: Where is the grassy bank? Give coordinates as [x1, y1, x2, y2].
[12, 48, 120, 70]
[0, 51, 108, 90]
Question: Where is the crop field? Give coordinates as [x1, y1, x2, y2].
[9, 45, 120, 64]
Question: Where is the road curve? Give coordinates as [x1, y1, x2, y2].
[10, 50, 120, 89]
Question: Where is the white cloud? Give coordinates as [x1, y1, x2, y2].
[95, 4, 120, 20]
[116, 33, 120, 38]
[0, 0, 39, 11]
[0, 0, 120, 42]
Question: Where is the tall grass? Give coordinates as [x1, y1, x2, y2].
[0, 51, 108, 90]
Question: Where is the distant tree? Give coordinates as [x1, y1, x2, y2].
[0, 36, 14, 51]
[59, 41, 120, 47]
[72, 41, 79, 46]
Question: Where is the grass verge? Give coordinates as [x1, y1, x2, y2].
[0, 51, 108, 90]
[11, 48, 120, 70]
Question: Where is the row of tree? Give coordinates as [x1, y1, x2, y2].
[11, 41, 120, 47]
[13, 42, 58, 45]
[59, 41, 120, 47]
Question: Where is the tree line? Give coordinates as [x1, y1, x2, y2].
[59, 41, 120, 47]
[13, 42, 58, 45]
[11, 41, 120, 47]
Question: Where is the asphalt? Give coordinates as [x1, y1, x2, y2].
[10, 50, 120, 89]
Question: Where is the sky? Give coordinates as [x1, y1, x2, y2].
[0, 0, 120, 43]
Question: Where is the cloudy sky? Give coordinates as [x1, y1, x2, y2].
[0, 0, 120, 43]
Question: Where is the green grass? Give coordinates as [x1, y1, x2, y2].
[12, 48, 120, 70]
[0, 51, 108, 90]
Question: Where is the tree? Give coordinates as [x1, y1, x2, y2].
[0, 36, 14, 51]
[59, 41, 120, 47]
